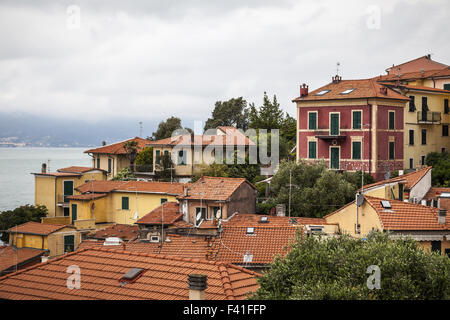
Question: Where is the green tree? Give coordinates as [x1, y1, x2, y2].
[426, 151, 450, 187]
[0, 205, 48, 242]
[135, 146, 153, 172]
[155, 153, 176, 181]
[153, 117, 192, 140]
[111, 167, 136, 181]
[250, 232, 450, 300]
[249, 92, 284, 130]
[204, 97, 250, 131]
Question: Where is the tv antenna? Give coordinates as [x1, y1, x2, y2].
[139, 122, 143, 137]
[336, 62, 341, 76]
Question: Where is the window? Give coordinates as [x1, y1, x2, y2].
[422, 97, 428, 110]
[63, 180, 74, 202]
[421, 155, 426, 165]
[330, 113, 339, 136]
[352, 111, 362, 129]
[444, 99, 449, 114]
[381, 200, 391, 209]
[340, 88, 355, 94]
[409, 158, 414, 169]
[71, 204, 77, 224]
[330, 147, 339, 169]
[178, 150, 186, 165]
[64, 235, 75, 253]
[308, 112, 317, 130]
[389, 141, 395, 160]
[443, 148, 447, 153]
[212, 207, 221, 219]
[421, 129, 427, 145]
[164, 150, 169, 156]
[409, 96, 416, 112]
[409, 129, 414, 145]
[155, 150, 161, 165]
[442, 125, 449, 137]
[308, 141, 317, 159]
[246, 227, 255, 234]
[431, 241, 441, 254]
[63, 207, 70, 217]
[161, 198, 167, 204]
[108, 158, 112, 173]
[444, 83, 450, 91]
[315, 90, 330, 96]
[195, 207, 207, 226]
[96, 158, 100, 169]
[352, 141, 361, 160]
[388, 111, 395, 130]
[122, 197, 129, 210]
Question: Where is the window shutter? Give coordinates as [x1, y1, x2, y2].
[352, 111, 361, 129]
[389, 142, 395, 160]
[352, 142, 361, 160]
[308, 141, 317, 159]
[308, 113, 317, 130]
[389, 112, 395, 130]
[122, 197, 129, 210]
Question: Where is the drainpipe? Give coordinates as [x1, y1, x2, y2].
[188, 274, 207, 300]
[367, 99, 372, 176]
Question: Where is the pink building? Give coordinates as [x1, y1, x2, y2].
[293, 76, 410, 180]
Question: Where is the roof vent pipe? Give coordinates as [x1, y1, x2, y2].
[188, 274, 207, 300]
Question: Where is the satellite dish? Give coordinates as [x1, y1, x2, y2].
[356, 193, 365, 207]
[196, 212, 203, 221]
[133, 211, 139, 220]
[384, 171, 390, 180]
[215, 210, 222, 219]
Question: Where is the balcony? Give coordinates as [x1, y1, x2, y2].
[417, 111, 441, 124]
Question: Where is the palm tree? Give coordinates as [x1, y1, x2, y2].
[123, 140, 139, 172]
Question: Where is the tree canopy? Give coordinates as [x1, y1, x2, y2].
[135, 146, 153, 172]
[152, 116, 192, 140]
[204, 97, 249, 131]
[426, 151, 450, 187]
[250, 232, 450, 300]
[111, 167, 136, 181]
[0, 205, 48, 242]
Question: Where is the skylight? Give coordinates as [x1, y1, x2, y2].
[246, 227, 255, 234]
[340, 88, 355, 94]
[243, 251, 253, 263]
[315, 90, 330, 96]
[259, 216, 269, 223]
[381, 200, 392, 209]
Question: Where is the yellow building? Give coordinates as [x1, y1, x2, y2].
[325, 195, 450, 256]
[33, 166, 107, 219]
[67, 180, 185, 229]
[7, 222, 81, 258]
[84, 137, 151, 179]
[151, 126, 255, 178]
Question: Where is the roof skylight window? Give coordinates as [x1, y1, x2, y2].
[315, 90, 330, 96]
[340, 88, 355, 94]
[381, 200, 392, 209]
[246, 227, 255, 234]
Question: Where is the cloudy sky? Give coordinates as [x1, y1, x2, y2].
[0, 0, 449, 133]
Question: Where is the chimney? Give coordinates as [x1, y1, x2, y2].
[102, 141, 106, 146]
[188, 274, 207, 300]
[380, 86, 387, 95]
[41, 163, 47, 174]
[438, 209, 446, 224]
[300, 83, 309, 97]
[276, 204, 286, 217]
[184, 186, 189, 197]
[332, 75, 342, 84]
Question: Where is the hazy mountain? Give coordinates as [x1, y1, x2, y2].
[0, 112, 159, 147]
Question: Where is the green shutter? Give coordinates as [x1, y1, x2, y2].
[108, 158, 112, 173]
[330, 114, 339, 135]
[389, 112, 395, 130]
[308, 141, 317, 159]
[156, 150, 160, 164]
[71, 204, 77, 224]
[389, 142, 395, 160]
[352, 111, 361, 129]
[444, 84, 450, 91]
[352, 142, 361, 160]
[330, 147, 339, 169]
[122, 197, 129, 210]
[308, 113, 317, 130]
[63, 181, 74, 202]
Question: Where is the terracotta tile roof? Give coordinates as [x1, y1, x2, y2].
[0, 247, 260, 300]
[0, 247, 46, 274]
[57, 166, 106, 174]
[76, 180, 185, 196]
[7, 222, 74, 236]
[293, 78, 410, 102]
[84, 137, 151, 155]
[178, 176, 255, 201]
[136, 202, 183, 225]
[89, 224, 139, 241]
[376, 67, 450, 82]
[66, 193, 108, 201]
[361, 166, 431, 191]
[32, 172, 82, 177]
[223, 213, 328, 227]
[78, 234, 217, 260]
[365, 196, 449, 231]
[215, 226, 299, 265]
[385, 55, 448, 75]
[150, 134, 254, 147]
[424, 187, 450, 200]
[383, 83, 450, 94]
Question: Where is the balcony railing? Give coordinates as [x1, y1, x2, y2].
[417, 111, 441, 123]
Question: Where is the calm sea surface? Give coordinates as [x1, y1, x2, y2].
[0, 148, 91, 213]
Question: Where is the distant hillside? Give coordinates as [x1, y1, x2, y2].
[0, 112, 158, 147]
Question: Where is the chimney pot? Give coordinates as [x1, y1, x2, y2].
[300, 83, 309, 97]
[102, 141, 106, 146]
[188, 274, 207, 300]
[332, 75, 342, 84]
[41, 163, 47, 174]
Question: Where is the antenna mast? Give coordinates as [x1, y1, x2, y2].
[139, 122, 143, 137]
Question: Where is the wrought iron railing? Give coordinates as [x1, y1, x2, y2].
[417, 111, 441, 123]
